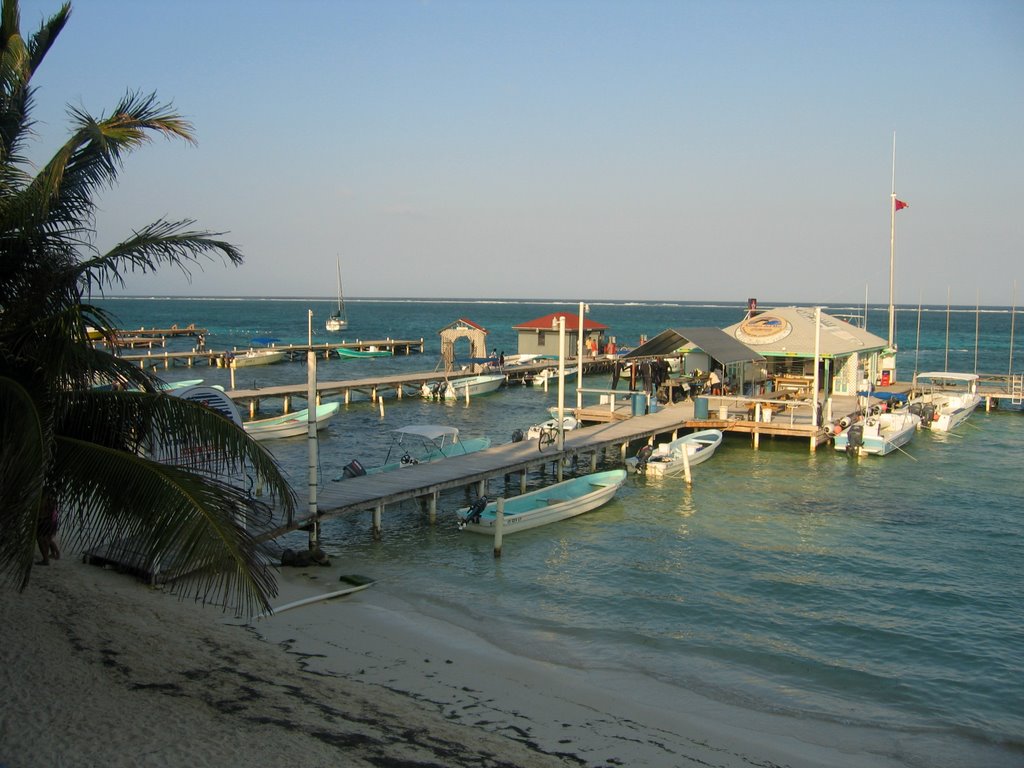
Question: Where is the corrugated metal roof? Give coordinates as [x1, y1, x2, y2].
[623, 327, 765, 364]
[722, 307, 887, 356]
[513, 312, 609, 331]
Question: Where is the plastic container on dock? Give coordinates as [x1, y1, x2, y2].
[631, 393, 647, 416]
[694, 397, 709, 419]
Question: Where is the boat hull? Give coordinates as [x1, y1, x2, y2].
[834, 411, 920, 456]
[245, 402, 341, 441]
[424, 374, 506, 399]
[229, 349, 286, 368]
[459, 469, 627, 535]
[625, 429, 723, 475]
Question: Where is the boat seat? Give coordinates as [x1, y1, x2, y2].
[546, 498, 567, 506]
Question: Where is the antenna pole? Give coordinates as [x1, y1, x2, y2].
[888, 131, 897, 349]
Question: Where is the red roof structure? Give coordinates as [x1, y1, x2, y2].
[513, 312, 608, 331]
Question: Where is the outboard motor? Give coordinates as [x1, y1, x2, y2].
[341, 459, 366, 479]
[462, 496, 489, 527]
[845, 424, 865, 456]
[511, 428, 525, 443]
[634, 444, 654, 474]
[920, 403, 936, 427]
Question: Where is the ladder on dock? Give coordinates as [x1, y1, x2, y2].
[1012, 373, 1023, 406]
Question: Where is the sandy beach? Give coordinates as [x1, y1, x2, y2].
[2, 556, 930, 768]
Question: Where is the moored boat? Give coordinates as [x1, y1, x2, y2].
[458, 469, 627, 534]
[625, 429, 723, 475]
[834, 410, 920, 456]
[421, 374, 506, 400]
[244, 402, 341, 442]
[228, 348, 286, 368]
[526, 415, 579, 440]
[336, 346, 390, 358]
[908, 372, 981, 432]
[326, 258, 349, 332]
[334, 425, 490, 480]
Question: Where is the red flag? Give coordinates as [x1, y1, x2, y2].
[894, 199, 908, 211]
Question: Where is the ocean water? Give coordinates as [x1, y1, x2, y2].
[101, 296, 1023, 766]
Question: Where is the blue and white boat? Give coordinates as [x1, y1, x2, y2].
[834, 410, 920, 456]
[458, 469, 627, 534]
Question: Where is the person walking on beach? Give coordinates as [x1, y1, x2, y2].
[37, 493, 60, 565]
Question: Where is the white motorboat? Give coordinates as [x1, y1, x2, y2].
[908, 372, 981, 432]
[421, 374, 505, 400]
[526, 415, 579, 440]
[334, 425, 491, 480]
[833, 409, 920, 456]
[625, 429, 723, 476]
[244, 402, 341, 442]
[228, 348, 286, 368]
[530, 368, 577, 387]
[458, 469, 627, 535]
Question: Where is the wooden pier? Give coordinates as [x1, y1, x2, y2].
[258, 394, 857, 542]
[120, 338, 425, 370]
[224, 359, 614, 416]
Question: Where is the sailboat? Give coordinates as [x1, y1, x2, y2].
[325, 258, 349, 332]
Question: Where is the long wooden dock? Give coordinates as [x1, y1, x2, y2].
[258, 396, 851, 542]
[120, 338, 424, 369]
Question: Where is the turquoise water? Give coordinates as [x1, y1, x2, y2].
[101, 296, 1023, 766]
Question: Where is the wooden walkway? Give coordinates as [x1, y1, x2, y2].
[226, 359, 614, 414]
[121, 338, 424, 370]
[258, 398, 846, 541]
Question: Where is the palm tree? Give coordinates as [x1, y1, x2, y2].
[0, 0, 296, 614]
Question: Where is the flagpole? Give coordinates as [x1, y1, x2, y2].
[888, 131, 897, 350]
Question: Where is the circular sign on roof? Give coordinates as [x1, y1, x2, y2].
[735, 315, 792, 345]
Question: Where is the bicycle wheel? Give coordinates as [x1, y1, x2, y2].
[538, 428, 555, 452]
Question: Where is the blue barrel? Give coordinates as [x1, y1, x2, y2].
[631, 393, 647, 416]
[694, 396, 709, 419]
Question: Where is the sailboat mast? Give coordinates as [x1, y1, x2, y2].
[888, 131, 897, 349]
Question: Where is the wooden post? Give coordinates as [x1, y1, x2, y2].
[494, 497, 504, 558]
[428, 493, 437, 525]
[520, 472, 527, 493]
[753, 402, 761, 449]
[372, 504, 382, 540]
[681, 442, 692, 485]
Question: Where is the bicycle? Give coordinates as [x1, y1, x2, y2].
[537, 423, 560, 452]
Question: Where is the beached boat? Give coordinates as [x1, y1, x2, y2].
[244, 402, 341, 442]
[526, 415, 579, 440]
[334, 424, 491, 480]
[908, 372, 981, 432]
[833, 410, 920, 456]
[421, 374, 506, 400]
[458, 469, 627, 534]
[625, 429, 723, 475]
[325, 258, 349, 332]
[228, 348, 286, 368]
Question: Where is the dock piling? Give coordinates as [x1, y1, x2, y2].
[493, 497, 504, 557]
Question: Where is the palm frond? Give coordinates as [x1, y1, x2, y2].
[54, 435, 278, 614]
[0, 375, 47, 588]
[75, 219, 243, 292]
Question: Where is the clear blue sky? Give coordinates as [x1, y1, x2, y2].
[19, 0, 1024, 305]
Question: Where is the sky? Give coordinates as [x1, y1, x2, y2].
[17, 0, 1024, 305]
